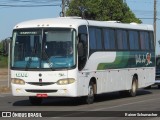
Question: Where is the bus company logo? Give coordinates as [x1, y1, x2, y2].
[146, 53, 152, 66]
[16, 73, 28, 78]
[59, 73, 65, 77]
[135, 53, 152, 66]
[135, 54, 146, 65]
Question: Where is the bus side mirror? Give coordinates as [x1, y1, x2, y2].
[78, 42, 84, 57]
[78, 34, 88, 58]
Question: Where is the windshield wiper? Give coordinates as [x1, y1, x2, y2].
[25, 57, 33, 71]
[25, 43, 39, 70]
[25, 49, 38, 70]
[42, 50, 54, 71]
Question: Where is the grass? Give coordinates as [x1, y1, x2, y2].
[0, 41, 8, 68]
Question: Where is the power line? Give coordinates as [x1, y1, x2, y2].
[0, 0, 61, 5]
[0, 0, 61, 4]
[138, 17, 160, 20]
[0, 4, 60, 7]
[138, 18, 154, 19]
[126, 0, 153, 4]
[0, 0, 61, 8]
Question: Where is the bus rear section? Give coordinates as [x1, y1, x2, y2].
[155, 57, 160, 88]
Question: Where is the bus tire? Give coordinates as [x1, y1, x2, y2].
[29, 97, 42, 105]
[86, 82, 94, 104]
[129, 78, 138, 97]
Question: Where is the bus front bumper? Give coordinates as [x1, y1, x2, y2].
[11, 83, 78, 97]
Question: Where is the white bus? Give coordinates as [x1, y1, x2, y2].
[11, 17, 155, 105]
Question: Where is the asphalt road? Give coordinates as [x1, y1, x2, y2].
[0, 87, 160, 120]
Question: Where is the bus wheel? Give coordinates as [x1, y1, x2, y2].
[129, 78, 138, 97]
[86, 82, 94, 104]
[29, 97, 42, 105]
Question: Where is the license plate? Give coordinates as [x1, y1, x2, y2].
[36, 94, 48, 98]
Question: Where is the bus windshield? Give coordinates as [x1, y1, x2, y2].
[12, 28, 76, 70]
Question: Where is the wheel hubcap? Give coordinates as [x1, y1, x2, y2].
[132, 81, 136, 93]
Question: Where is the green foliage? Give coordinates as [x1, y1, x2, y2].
[66, 0, 141, 23]
[0, 41, 2, 50]
[0, 41, 8, 68]
[0, 41, 3, 55]
[0, 56, 8, 68]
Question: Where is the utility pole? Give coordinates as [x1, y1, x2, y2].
[62, 0, 66, 17]
[60, 0, 69, 17]
[154, 0, 157, 46]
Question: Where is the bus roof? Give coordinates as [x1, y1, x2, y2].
[14, 17, 153, 31]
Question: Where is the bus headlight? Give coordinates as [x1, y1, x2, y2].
[57, 78, 75, 85]
[11, 78, 25, 85]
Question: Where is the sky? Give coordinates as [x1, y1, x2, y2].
[126, 0, 160, 55]
[0, 0, 159, 54]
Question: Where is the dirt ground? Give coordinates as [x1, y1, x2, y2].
[0, 68, 8, 74]
[0, 68, 10, 93]
[0, 68, 8, 80]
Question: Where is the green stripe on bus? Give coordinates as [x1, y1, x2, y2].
[97, 52, 155, 70]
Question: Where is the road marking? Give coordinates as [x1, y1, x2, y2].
[91, 97, 160, 111]
[51, 111, 90, 118]
[50, 97, 160, 118]
[1, 93, 11, 95]
[0, 95, 4, 97]
[0, 80, 7, 81]
[0, 93, 11, 97]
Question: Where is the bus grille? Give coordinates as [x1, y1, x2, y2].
[25, 90, 57, 93]
[26, 82, 55, 86]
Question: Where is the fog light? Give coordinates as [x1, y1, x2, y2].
[16, 88, 21, 92]
[64, 89, 68, 93]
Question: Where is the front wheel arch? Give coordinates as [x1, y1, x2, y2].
[129, 74, 138, 97]
[85, 78, 97, 104]
[119, 74, 138, 97]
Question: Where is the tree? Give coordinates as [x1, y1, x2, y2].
[66, 0, 141, 23]
[0, 42, 2, 53]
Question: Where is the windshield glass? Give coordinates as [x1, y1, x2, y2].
[12, 28, 76, 70]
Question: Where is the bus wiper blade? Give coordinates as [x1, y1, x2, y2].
[25, 42, 40, 70]
[43, 50, 54, 71]
[25, 57, 32, 71]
